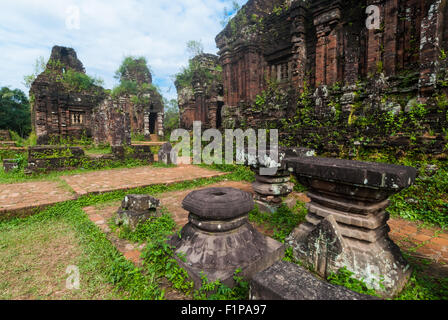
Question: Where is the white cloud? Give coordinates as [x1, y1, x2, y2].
[0, 0, 247, 101]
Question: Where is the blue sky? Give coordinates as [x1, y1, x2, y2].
[0, 0, 246, 101]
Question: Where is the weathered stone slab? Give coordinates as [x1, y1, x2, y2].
[250, 261, 378, 300]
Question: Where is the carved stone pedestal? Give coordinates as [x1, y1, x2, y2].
[169, 187, 284, 289]
[245, 147, 315, 213]
[285, 157, 417, 297]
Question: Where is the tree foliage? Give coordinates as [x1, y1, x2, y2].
[0, 87, 31, 137]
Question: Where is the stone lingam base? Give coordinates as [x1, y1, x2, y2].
[116, 194, 161, 230]
[169, 187, 285, 290]
[285, 156, 418, 298]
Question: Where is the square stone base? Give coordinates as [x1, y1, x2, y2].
[173, 236, 285, 290]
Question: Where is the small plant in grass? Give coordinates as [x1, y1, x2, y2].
[117, 211, 177, 244]
[141, 237, 194, 294]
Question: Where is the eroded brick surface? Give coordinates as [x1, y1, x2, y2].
[60, 165, 228, 196]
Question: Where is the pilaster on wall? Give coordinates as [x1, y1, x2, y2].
[157, 112, 164, 137]
[312, 2, 342, 86]
[419, 0, 444, 100]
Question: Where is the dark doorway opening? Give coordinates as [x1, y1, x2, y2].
[149, 113, 157, 134]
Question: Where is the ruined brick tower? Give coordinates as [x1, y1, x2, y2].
[30, 47, 165, 146]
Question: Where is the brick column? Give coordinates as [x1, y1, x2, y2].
[383, 0, 399, 76]
[290, 3, 308, 89]
[313, 4, 342, 86]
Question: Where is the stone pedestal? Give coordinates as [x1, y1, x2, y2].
[158, 142, 176, 165]
[116, 194, 161, 230]
[285, 157, 417, 297]
[3, 159, 19, 173]
[169, 187, 284, 289]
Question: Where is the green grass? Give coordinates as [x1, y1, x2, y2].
[0, 217, 119, 300]
[0, 160, 174, 185]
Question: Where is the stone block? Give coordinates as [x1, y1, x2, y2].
[170, 187, 284, 289]
[250, 261, 378, 300]
[158, 142, 176, 165]
[3, 159, 19, 173]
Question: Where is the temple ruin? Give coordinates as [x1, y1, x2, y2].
[30, 46, 164, 146]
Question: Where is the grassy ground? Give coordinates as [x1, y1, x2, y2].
[0, 162, 447, 300]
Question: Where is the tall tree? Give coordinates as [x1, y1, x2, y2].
[163, 98, 180, 137]
[0, 87, 31, 137]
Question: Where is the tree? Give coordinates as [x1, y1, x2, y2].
[0, 87, 31, 137]
[163, 99, 180, 137]
[220, 0, 241, 27]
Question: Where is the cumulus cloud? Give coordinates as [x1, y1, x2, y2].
[0, 0, 246, 101]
